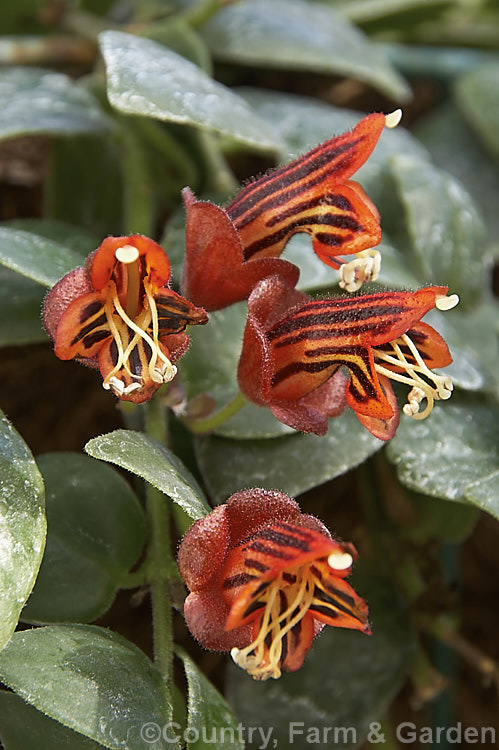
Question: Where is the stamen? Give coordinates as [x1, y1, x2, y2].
[338, 249, 381, 292]
[384, 109, 402, 128]
[115, 244, 139, 264]
[435, 293, 459, 311]
[374, 333, 453, 420]
[230, 567, 315, 681]
[328, 552, 353, 571]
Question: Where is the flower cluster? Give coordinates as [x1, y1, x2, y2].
[43, 111, 460, 679]
[178, 489, 369, 680]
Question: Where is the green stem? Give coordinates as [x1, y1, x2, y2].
[145, 398, 175, 687]
[186, 392, 247, 433]
[177, 0, 232, 29]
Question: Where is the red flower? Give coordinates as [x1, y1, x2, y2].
[182, 112, 401, 311]
[178, 489, 369, 680]
[238, 275, 457, 441]
[43, 235, 208, 403]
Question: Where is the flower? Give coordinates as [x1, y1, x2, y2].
[178, 489, 369, 680]
[182, 111, 401, 311]
[43, 235, 208, 402]
[237, 275, 458, 440]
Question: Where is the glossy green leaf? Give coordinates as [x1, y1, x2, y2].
[175, 647, 244, 750]
[1, 218, 99, 254]
[386, 395, 499, 520]
[0, 625, 175, 750]
[0, 267, 46, 346]
[227, 562, 413, 749]
[195, 409, 382, 504]
[0, 67, 111, 141]
[0, 412, 45, 651]
[455, 62, 499, 166]
[0, 227, 85, 287]
[388, 155, 489, 308]
[22, 453, 145, 624]
[99, 30, 282, 151]
[85, 429, 211, 519]
[201, 0, 410, 100]
[414, 101, 499, 240]
[0, 691, 104, 750]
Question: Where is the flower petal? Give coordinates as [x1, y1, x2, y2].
[227, 113, 386, 265]
[154, 287, 208, 334]
[181, 188, 299, 310]
[90, 234, 171, 290]
[54, 290, 109, 361]
[353, 373, 399, 441]
[309, 560, 370, 634]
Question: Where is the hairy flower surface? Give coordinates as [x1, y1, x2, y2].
[178, 489, 369, 681]
[43, 235, 208, 402]
[238, 275, 457, 440]
[182, 112, 400, 310]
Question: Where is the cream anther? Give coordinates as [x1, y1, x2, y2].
[327, 552, 353, 571]
[115, 244, 139, 264]
[384, 109, 402, 129]
[435, 294, 459, 311]
[338, 249, 381, 292]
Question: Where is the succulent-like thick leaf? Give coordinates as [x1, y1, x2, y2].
[0, 625, 176, 750]
[99, 30, 281, 151]
[0, 267, 46, 346]
[388, 155, 489, 308]
[455, 62, 499, 166]
[175, 647, 244, 750]
[195, 409, 382, 504]
[226, 563, 413, 749]
[85, 430, 211, 519]
[387, 395, 499, 520]
[0, 412, 45, 651]
[0, 67, 111, 140]
[201, 0, 409, 100]
[0, 227, 85, 287]
[21, 453, 145, 624]
[0, 691, 104, 750]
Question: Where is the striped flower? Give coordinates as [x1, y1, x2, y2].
[178, 489, 369, 681]
[43, 235, 208, 402]
[237, 275, 458, 440]
[182, 111, 401, 311]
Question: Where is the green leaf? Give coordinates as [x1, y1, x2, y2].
[401, 492, 479, 544]
[181, 302, 293, 439]
[0, 267, 46, 346]
[414, 101, 499, 240]
[226, 562, 413, 749]
[201, 0, 410, 100]
[0, 67, 111, 141]
[1, 218, 99, 254]
[386, 394, 499, 520]
[0, 227, 85, 287]
[387, 155, 489, 308]
[195, 409, 383, 504]
[455, 62, 499, 166]
[0, 625, 175, 750]
[99, 30, 282, 151]
[0, 412, 45, 651]
[175, 646, 244, 750]
[0, 691, 104, 750]
[21, 453, 145, 624]
[85, 429, 211, 519]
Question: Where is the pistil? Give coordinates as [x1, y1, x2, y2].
[115, 244, 141, 320]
